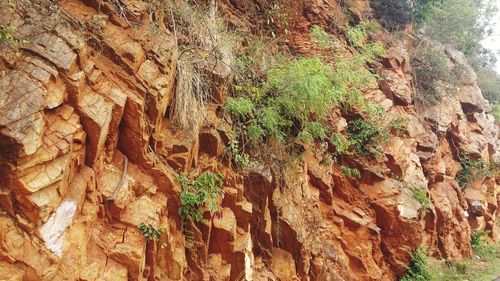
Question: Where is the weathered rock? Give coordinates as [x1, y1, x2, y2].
[464, 188, 487, 217]
[379, 69, 413, 105]
[0, 1, 498, 281]
[271, 247, 299, 281]
[0, 71, 45, 158]
[430, 181, 473, 259]
[459, 85, 488, 114]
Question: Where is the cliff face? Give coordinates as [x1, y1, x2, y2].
[0, 1, 498, 281]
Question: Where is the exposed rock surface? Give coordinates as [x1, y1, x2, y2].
[0, 0, 498, 281]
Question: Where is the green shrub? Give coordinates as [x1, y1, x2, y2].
[228, 58, 387, 149]
[310, 25, 332, 48]
[227, 137, 252, 169]
[297, 121, 329, 142]
[227, 23, 392, 162]
[138, 223, 167, 248]
[410, 187, 431, 213]
[347, 118, 389, 158]
[346, 24, 367, 48]
[0, 24, 29, 57]
[330, 133, 353, 157]
[346, 23, 386, 57]
[456, 153, 486, 188]
[340, 165, 361, 179]
[177, 171, 223, 222]
[401, 246, 433, 281]
[471, 230, 494, 256]
[227, 57, 339, 145]
[224, 97, 255, 121]
[0, 25, 16, 43]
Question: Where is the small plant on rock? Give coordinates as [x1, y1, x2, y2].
[401, 246, 432, 281]
[410, 187, 431, 213]
[138, 223, 167, 248]
[347, 118, 389, 158]
[346, 24, 367, 48]
[330, 133, 353, 158]
[456, 153, 486, 188]
[0, 24, 29, 56]
[340, 165, 361, 179]
[227, 136, 252, 169]
[310, 25, 332, 48]
[0, 25, 16, 43]
[471, 230, 494, 256]
[177, 171, 223, 223]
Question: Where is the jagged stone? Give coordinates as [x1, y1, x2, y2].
[76, 87, 113, 167]
[459, 85, 488, 114]
[379, 69, 413, 105]
[25, 33, 77, 72]
[0, 1, 498, 280]
[271, 247, 298, 281]
[0, 71, 45, 158]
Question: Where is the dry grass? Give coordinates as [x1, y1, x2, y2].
[165, 0, 237, 130]
[171, 57, 207, 132]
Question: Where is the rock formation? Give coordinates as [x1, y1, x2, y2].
[0, 0, 498, 280]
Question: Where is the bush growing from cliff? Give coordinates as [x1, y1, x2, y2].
[227, 53, 388, 147]
[226, 23, 388, 153]
[471, 230, 494, 256]
[457, 153, 500, 188]
[455, 153, 486, 188]
[177, 171, 223, 223]
[0, 24, 29, 56]
[340, 165, 361, 179]
[226, 136, 252, 169]
[138, 223, 167, 249]
[225, 22, 408, 176]
[0, 25, 16, 43]
[310, 25, 333, 49]
[346, 118, 389, 158]
[401, 246, 433, 281]
[227, 57, 338, 145]
[410, 187, 431, 213]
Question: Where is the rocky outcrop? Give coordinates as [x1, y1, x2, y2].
[0, 0, 498, 281]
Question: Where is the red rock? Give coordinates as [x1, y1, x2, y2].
[0, 1, 498, 280]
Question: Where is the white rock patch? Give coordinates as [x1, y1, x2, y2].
[39, 200, 77, 257]
[244, 228, 254, 281]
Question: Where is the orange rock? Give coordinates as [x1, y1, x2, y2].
[0, 1, 499, 280]
[271, 247, 298, 281]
